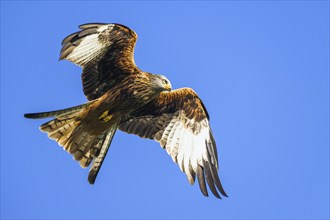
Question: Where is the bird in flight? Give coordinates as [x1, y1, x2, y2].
[24, 23, 227, 199]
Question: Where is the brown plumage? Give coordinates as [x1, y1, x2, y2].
[24, 23, 227, 199]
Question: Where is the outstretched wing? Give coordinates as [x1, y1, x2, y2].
[60, 23, 140, 101]
[119, 88, 227, 199]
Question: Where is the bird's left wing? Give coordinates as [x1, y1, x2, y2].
[119, 88, 227, 199]
[60, 23, 139, 101]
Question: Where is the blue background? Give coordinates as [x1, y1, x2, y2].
[1, 1, 329, 219]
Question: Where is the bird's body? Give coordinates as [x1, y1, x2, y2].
[60, 72, 169, 137]
[25, 23, 227, 199]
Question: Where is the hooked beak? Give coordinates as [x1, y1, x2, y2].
[164, 84, 172, 92]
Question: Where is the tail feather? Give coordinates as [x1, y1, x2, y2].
[24, 101, 95, 119]
[68, 131, 88, 155]
[47, 120, 79, 145]
[73, 136, 94, 163]
[88, 124, 117, 184]
[41, 117, 75, 133]
[37, 110, 82, 149]
[80, 152, 93, 168]
[70, 133, 96, 165]
[76, 134, 103, 168]
[25, 101, 118, 184]
[78, 135, 105, 168]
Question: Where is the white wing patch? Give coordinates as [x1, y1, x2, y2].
[153, 110, 228, 198]
[62, 24, 114, 67]
[154, 111, 215, 185]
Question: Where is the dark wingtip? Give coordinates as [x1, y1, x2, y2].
[78, 23, 107, 30]
[197, 165, 209, 197]
[222, 190, 229, 198]
[204, 161, 222, 199]
[58, 55, 65, 61]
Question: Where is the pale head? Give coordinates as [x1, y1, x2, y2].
[151, 74, 172, 92]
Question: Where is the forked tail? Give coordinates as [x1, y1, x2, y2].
[24, 101, 118, 184]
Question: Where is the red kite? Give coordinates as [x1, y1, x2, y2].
[25, 23, 227, 199]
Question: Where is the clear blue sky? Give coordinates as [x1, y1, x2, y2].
[1, 1, 329, 219]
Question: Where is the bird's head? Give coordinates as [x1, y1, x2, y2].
[151, 74, 172, 92]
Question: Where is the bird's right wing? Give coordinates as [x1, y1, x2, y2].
[60, 23, 140, 101]
[119, 88, 227, 199]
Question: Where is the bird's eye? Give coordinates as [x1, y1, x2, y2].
[162, 79, 168, 84]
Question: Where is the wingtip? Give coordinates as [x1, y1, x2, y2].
[215, 194, 222, 200]
[78, 23, 107, 30]
[197, 165, 209, 197]
[201, 190, 209, 198]
[58, 51, 67, 61]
